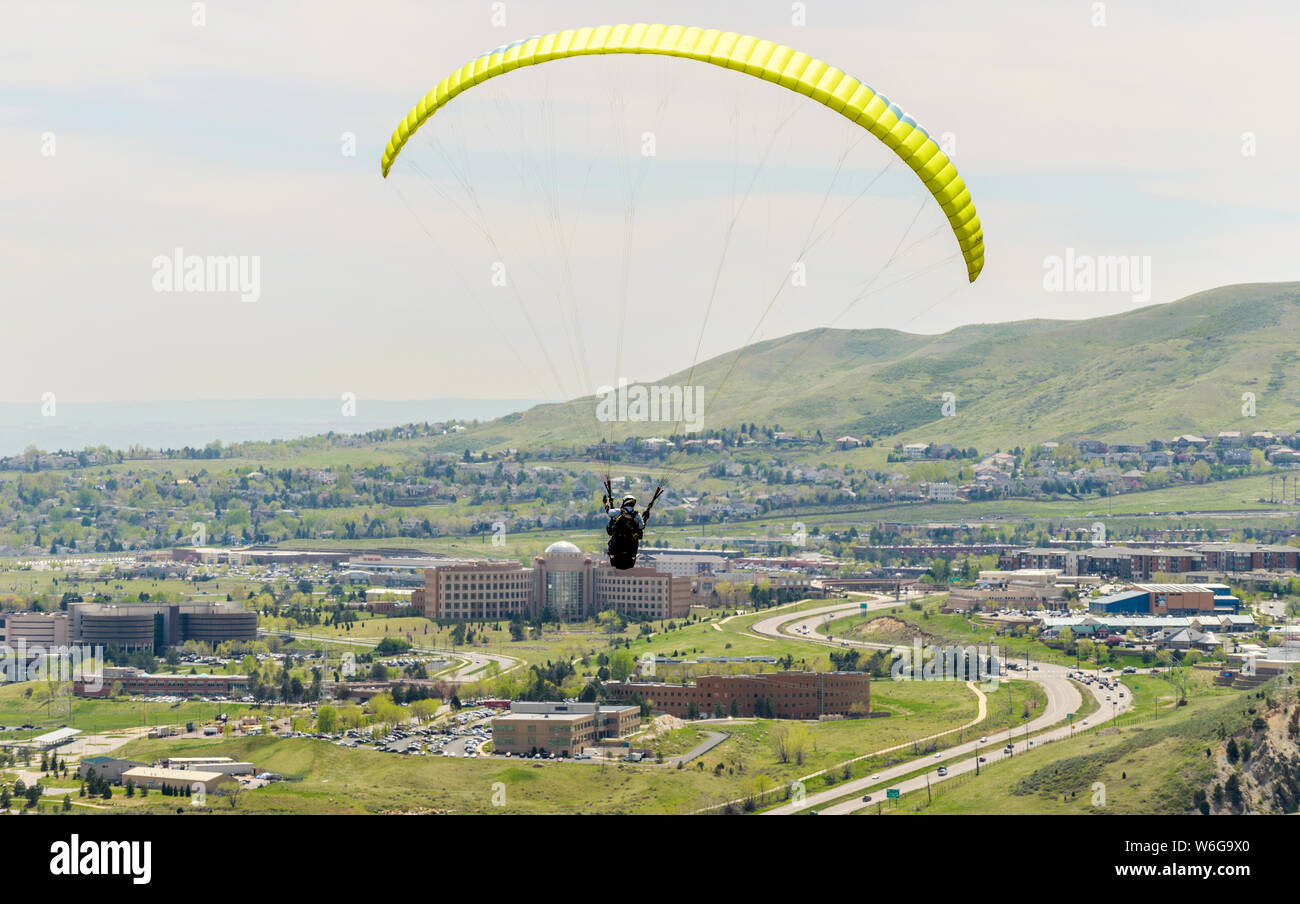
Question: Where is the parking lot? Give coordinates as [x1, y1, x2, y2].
[330, 708, 496, 758]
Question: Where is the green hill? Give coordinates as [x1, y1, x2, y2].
[456, 281, 1300, 451]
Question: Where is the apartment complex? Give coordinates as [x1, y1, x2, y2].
[415, 541, 692, 622]
[1001, 543, 1300, 580]
[490, 701, 640, 757]
[608, 671, 871, 720]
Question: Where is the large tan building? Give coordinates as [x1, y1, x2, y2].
[491, 702, 640, 757]
[417, 560, 533, 620]
[67, 601, 256, 651]
[417, 542, 691, 623]
[2, 612, 70, 646]
[592, 564, 691, 620]
[120, 766, 237, 795]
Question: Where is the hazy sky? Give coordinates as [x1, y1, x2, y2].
[4, 0, 1298, 406]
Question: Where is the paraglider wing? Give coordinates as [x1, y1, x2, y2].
[380, 23, 984, 283]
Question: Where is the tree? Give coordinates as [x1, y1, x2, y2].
[1076, 637, 1096, 662]
[316, 704, 339, 735]
[770, 724, 791, 763]
[609, 650, 636, 682]
[1166, 667, 1191, 705]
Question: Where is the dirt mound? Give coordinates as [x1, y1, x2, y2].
[642, 714, 685, 738]
[845, 615, 932, 646]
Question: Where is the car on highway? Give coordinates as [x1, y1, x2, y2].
[937, 766, 948, 776]
[861, 795, 872, 803]
[870, 773, 880, 780]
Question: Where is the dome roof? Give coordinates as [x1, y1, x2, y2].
[544, 540, 582, 554]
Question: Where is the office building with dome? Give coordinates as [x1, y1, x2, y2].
[413, 540, 691, 622]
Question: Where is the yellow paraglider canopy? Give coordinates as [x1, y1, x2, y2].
[380, 23, 984, 282]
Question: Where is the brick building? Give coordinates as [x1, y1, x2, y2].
[73, 670, 250, 698]
[608, 671, 870, 719]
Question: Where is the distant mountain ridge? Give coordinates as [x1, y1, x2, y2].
[459, 282, 1300, 450]
[0, 397, 543, 457]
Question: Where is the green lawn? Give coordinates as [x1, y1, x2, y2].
[94, 675, 1006, 814]
[0, 682, 254, 734]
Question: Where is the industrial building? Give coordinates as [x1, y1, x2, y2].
[160, 756, 255, 776]
[608, 671, 872, 720]
[79, 756, 149, 784]
[1088, 583, 1240, 616]
[120, 766, 237, 794]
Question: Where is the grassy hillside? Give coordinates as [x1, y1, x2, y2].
[454, 281, 1300, 450]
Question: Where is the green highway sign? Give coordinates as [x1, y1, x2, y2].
[887, 789, 900, 799]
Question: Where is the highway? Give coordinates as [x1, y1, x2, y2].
[749, 598, 1126, 815]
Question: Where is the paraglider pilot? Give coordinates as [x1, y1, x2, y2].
[603, 480, 662, 570]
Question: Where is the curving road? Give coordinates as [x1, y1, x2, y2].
[749, 598, 1127, 814]
[269, 629, 522, 682]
